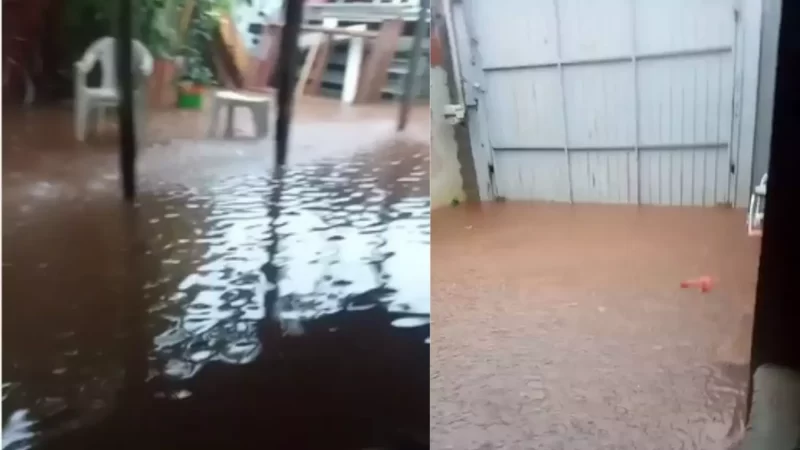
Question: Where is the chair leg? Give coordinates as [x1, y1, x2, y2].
[96, 107, 107, 134]
[224, 104, 235, 139]
[748, 194, 756, 235]
[135, 98, 147, 144]
[207, 96, 220, 138]
[75, 98, 89, 142]
[253, 104, 269, 139]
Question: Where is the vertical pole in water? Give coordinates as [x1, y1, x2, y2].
[745, 0, 800, 443]
[117, 0, 148, 427]
[274, 0, 304, 168]
[118, 0, 137, 201]
[397, 0, 429, 132]
[263, 0, 303, 344]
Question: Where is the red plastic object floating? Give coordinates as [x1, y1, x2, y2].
[680, 276, 713, 293]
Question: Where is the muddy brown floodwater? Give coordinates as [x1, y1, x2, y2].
[2, 97, 431, 449]
[431, 203, 761, 450]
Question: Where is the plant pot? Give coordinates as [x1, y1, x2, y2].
[177, 84, 205, 110]
[148, 58, 178, 108]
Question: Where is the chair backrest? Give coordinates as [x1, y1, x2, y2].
[79, 36, 153, 89]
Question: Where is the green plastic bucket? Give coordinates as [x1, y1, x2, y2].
[177, 90, 204, 110]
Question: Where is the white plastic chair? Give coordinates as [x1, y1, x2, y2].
[74, 36, 154, 141]
[207, 90, 273, 139]
[748, 173, 768, 236]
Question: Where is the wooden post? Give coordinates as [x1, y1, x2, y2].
[398, 0, 428, 130]
[178, 0, 196, 44]
[304, 34, 333, 96]
[354, 19, 404, 103]
[294, 35, 321, 98]
[219, 14, 251, 81]
[341, 26, 366, 104]
[252, 24, 285, 89]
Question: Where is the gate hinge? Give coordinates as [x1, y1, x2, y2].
[730, 163, 736, 175]
[733, 7, 740, 22]
[443, 104, 466, 124]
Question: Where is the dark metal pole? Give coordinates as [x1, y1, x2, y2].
[397, 0, 429, 132]
[117, 0, 148, 437]
[117, 0, 137, 201]
[746, 0, 800, 422]
[274, 0, 305, 167]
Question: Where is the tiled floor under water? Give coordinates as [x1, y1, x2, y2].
[431, 203, 760, 450]
[2, 98, 431, 449]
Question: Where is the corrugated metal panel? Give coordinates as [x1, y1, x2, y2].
[485, 69, 564, 149]
[559, 0, 631, 61]
[471, 0, 558, 69]
[637, 55, 733, 148]
[459, 0, 760, 207]
[634, 0, 735, 55]
[637, 53, 734, 206]
[570, 150, 638, 204]
[494, 151, 571, 202]
[639, 148, 729, 206]
[563, 63, 636, 148]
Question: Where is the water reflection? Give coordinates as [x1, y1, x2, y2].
[146, 150, 430, 381]
[3, 142, 431, 449]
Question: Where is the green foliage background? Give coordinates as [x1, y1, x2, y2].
[62, 0, 236, 85]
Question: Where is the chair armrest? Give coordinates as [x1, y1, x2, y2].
[133, 40, 155, 76]
[74, 57, 94, 74]
[74, 63, 89, 94]
[139, 57, 154, 77]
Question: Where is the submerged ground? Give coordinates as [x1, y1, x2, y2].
[431, 203, 759, 450]
[2, 98, 431, 449]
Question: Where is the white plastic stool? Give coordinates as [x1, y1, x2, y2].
[207, 90, 272, 139]
[748, 173, 768, 236]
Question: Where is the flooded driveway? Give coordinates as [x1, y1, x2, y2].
[3, 98, 431, 449]
[431, 203, 760, 450]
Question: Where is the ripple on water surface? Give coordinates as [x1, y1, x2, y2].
[2, 147, 431, 449]
[144, 153, 431, 380]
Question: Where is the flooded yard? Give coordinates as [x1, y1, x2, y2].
[431, 203, 760, 450]
[2, 97, 431, 449]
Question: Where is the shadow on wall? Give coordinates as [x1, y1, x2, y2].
[430, 30, 465, 209]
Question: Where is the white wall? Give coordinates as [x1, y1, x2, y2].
[230, 0, 283, 55]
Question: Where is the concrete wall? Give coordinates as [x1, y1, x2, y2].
[230, 0, 282, 55]
[752, 0, 782, 186]
[430, 30, 466, 209]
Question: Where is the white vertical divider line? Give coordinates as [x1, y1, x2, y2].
[727, 3, 742, 206]
[552, 0, 574, 203]
[630, 0, 641, 205]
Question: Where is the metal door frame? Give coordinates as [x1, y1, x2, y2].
[449, 0, 497, 200]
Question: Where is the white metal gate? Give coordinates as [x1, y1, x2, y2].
[455, 0, 758, 206]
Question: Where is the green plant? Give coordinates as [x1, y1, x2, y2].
[179, 54, 215, 86]
[176, 0, 235, 86]
[62, 0, 178, 65]
[62, 0, 117, 63]
[139, 0, 182, 59]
